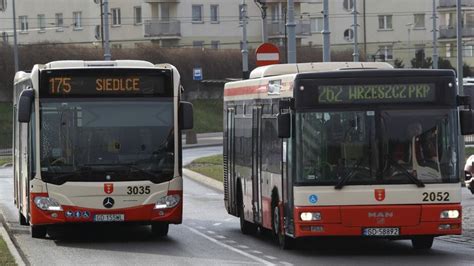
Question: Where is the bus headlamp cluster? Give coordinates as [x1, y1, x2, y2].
[440, 210, 460, 219]
[300, 212, 322, 221]
[154, 195, 180, 209]
[34, 197, 63, 211]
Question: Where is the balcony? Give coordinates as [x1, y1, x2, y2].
[439, 25, 474, 38]
[439, 0, 474, 8]
[267, 20, 311, 38]
[144, 20, 181, 38]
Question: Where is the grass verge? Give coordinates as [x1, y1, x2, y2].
[191, 99, 222, 133]
[0, 234, 16, 266]
[186, 155, 223, 182]
[0, 156, 11, 166]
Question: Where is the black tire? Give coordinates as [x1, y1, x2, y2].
[470, 187, 474, 195]
[31, 225, 47, 239]
[412, 236, 434, 250]
[19, 211, 28, 226]
[151, 223, 169, 237]
[273, 205, 294, 250]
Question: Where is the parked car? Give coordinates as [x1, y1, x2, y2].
[464, 155, 474, 194]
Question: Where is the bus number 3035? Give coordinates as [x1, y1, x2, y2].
[127, 186, 151, 195]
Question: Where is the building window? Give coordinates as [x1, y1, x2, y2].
[55, 13, 64, 31]
[38, 14, 46, 32]
[271, 5, 279, 22]
[311, 17, 323, 33]
[211, 40, 220, 49]
[378, 15, 392, 30]
[343, 0, 354, 11]
[210, 5, 219, 23]
[466, 13, 474, 28]
[0, 0, 6, 11]
[112, 8, 121, 26]
[134, 6, 142, 24]
[73, 12, 82, 29]
[446, 43, 452, 57]
[414, 14, 425, 28]
[344, 28, 354, 41]
[193, 41, 204, 48]
[19, 16, 28, 33]
[464, 45, 474, 57]
[379, 45, 393, 60]
[192, 5, 203, 22]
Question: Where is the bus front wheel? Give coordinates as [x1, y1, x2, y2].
[31, 225, 47, 239]
[411, 236, 434, 250]
[151, 223, 169, 237]
[273, 205, 294, 250]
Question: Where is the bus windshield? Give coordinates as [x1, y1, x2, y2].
[39, 98, 174, 184]
[295, 109, 458, 186]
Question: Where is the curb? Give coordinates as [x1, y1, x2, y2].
[0, 224, 26, 266]
[183, 143, 222, 150]
[183, 168, 223, 192]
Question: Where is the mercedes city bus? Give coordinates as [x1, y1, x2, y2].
[14, 60, 193, 238]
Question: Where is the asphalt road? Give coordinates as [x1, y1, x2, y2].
[1, 146, 474, 265]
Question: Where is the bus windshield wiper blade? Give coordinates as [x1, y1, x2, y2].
[385, 155, 425, 188]
[335, 158, 365, 190]
[125, 164, 161, 179]
[46, 166, 93, 180]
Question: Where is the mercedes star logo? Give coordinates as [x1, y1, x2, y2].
[103, 197, 115, 208]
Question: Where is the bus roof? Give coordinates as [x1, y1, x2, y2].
[249, 62, 393, 79]
[43, 60, 156, 69]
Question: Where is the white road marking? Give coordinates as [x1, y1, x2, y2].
[237, 245, 249, 249]
[197, 226, 206, 230]
[280, 262, 294, 266]
[213, 223, 222, 226]
[264, 255, 277, 260]
[184, 225, 275, 266]
[224, 240, 237, 244]
[250, 250, 263, 254]
[207, 230, 215, 234]
[215, 235, 226, 239]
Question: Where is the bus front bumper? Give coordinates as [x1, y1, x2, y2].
[29, 192, 182, 226]
[293, 204, 462, 238]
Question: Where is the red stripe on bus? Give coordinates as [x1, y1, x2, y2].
[224, 86, 267, 96]
[293, 204, 461, 238]
[29, 191, 182, 226]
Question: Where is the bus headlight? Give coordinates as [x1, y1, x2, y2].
[154, 195, 180, 209]
[34, 197, 63, 211]
[440, 210, 460, 219]
[300, 212, 321, 221]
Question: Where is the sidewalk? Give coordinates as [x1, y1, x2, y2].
[182, 132, 222, 149]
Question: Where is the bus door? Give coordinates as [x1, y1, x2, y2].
[225, 108, 237, 215]
[252, 106, 262, 223]
[19, 121, 29, 214]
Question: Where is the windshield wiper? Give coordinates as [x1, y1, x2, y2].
[43, 166, 93, 181]
[384, 155, 425, 187]
[124, 164, 163, 179]
[335, 158, 365, 190]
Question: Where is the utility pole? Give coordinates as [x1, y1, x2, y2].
[352, 0, 359, 62]
[12, 0, 19, 72]
[457, 0, 463, 94]
[255, 1, 268, 43]
[287, 0, 296, 63]
[241, 0, 249, 79]
[322, 0, 331, 62]
[103, 0, 112, 60]
[432, 0, 438, 69]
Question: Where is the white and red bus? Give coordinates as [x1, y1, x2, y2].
[13, 60, 193, 238]
[223, 62, 474, 249]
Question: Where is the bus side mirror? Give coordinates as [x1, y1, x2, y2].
[18, 90, 34, 123]
[278, 113, 291, 138]
[180, 101, 193, 130]
[460, 110, 474, 135]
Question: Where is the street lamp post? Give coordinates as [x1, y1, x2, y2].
[406, 23, 413, 60]
[12, 0, 19, 72]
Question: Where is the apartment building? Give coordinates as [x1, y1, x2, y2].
[1, 0, 474, 68]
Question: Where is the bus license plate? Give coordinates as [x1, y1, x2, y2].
[94, 214, 125, 222]
[363, 227, 400, 236]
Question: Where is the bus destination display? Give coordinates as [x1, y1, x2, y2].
[41, 70, 170, 97]
[318, 83, 435, 104]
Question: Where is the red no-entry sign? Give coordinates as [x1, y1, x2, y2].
[256, 43, 280, 67]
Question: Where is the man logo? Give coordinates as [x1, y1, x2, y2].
[103, 197, 115, 208]
[104, 183, 114, 194]
[374, 189, 385, 201]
